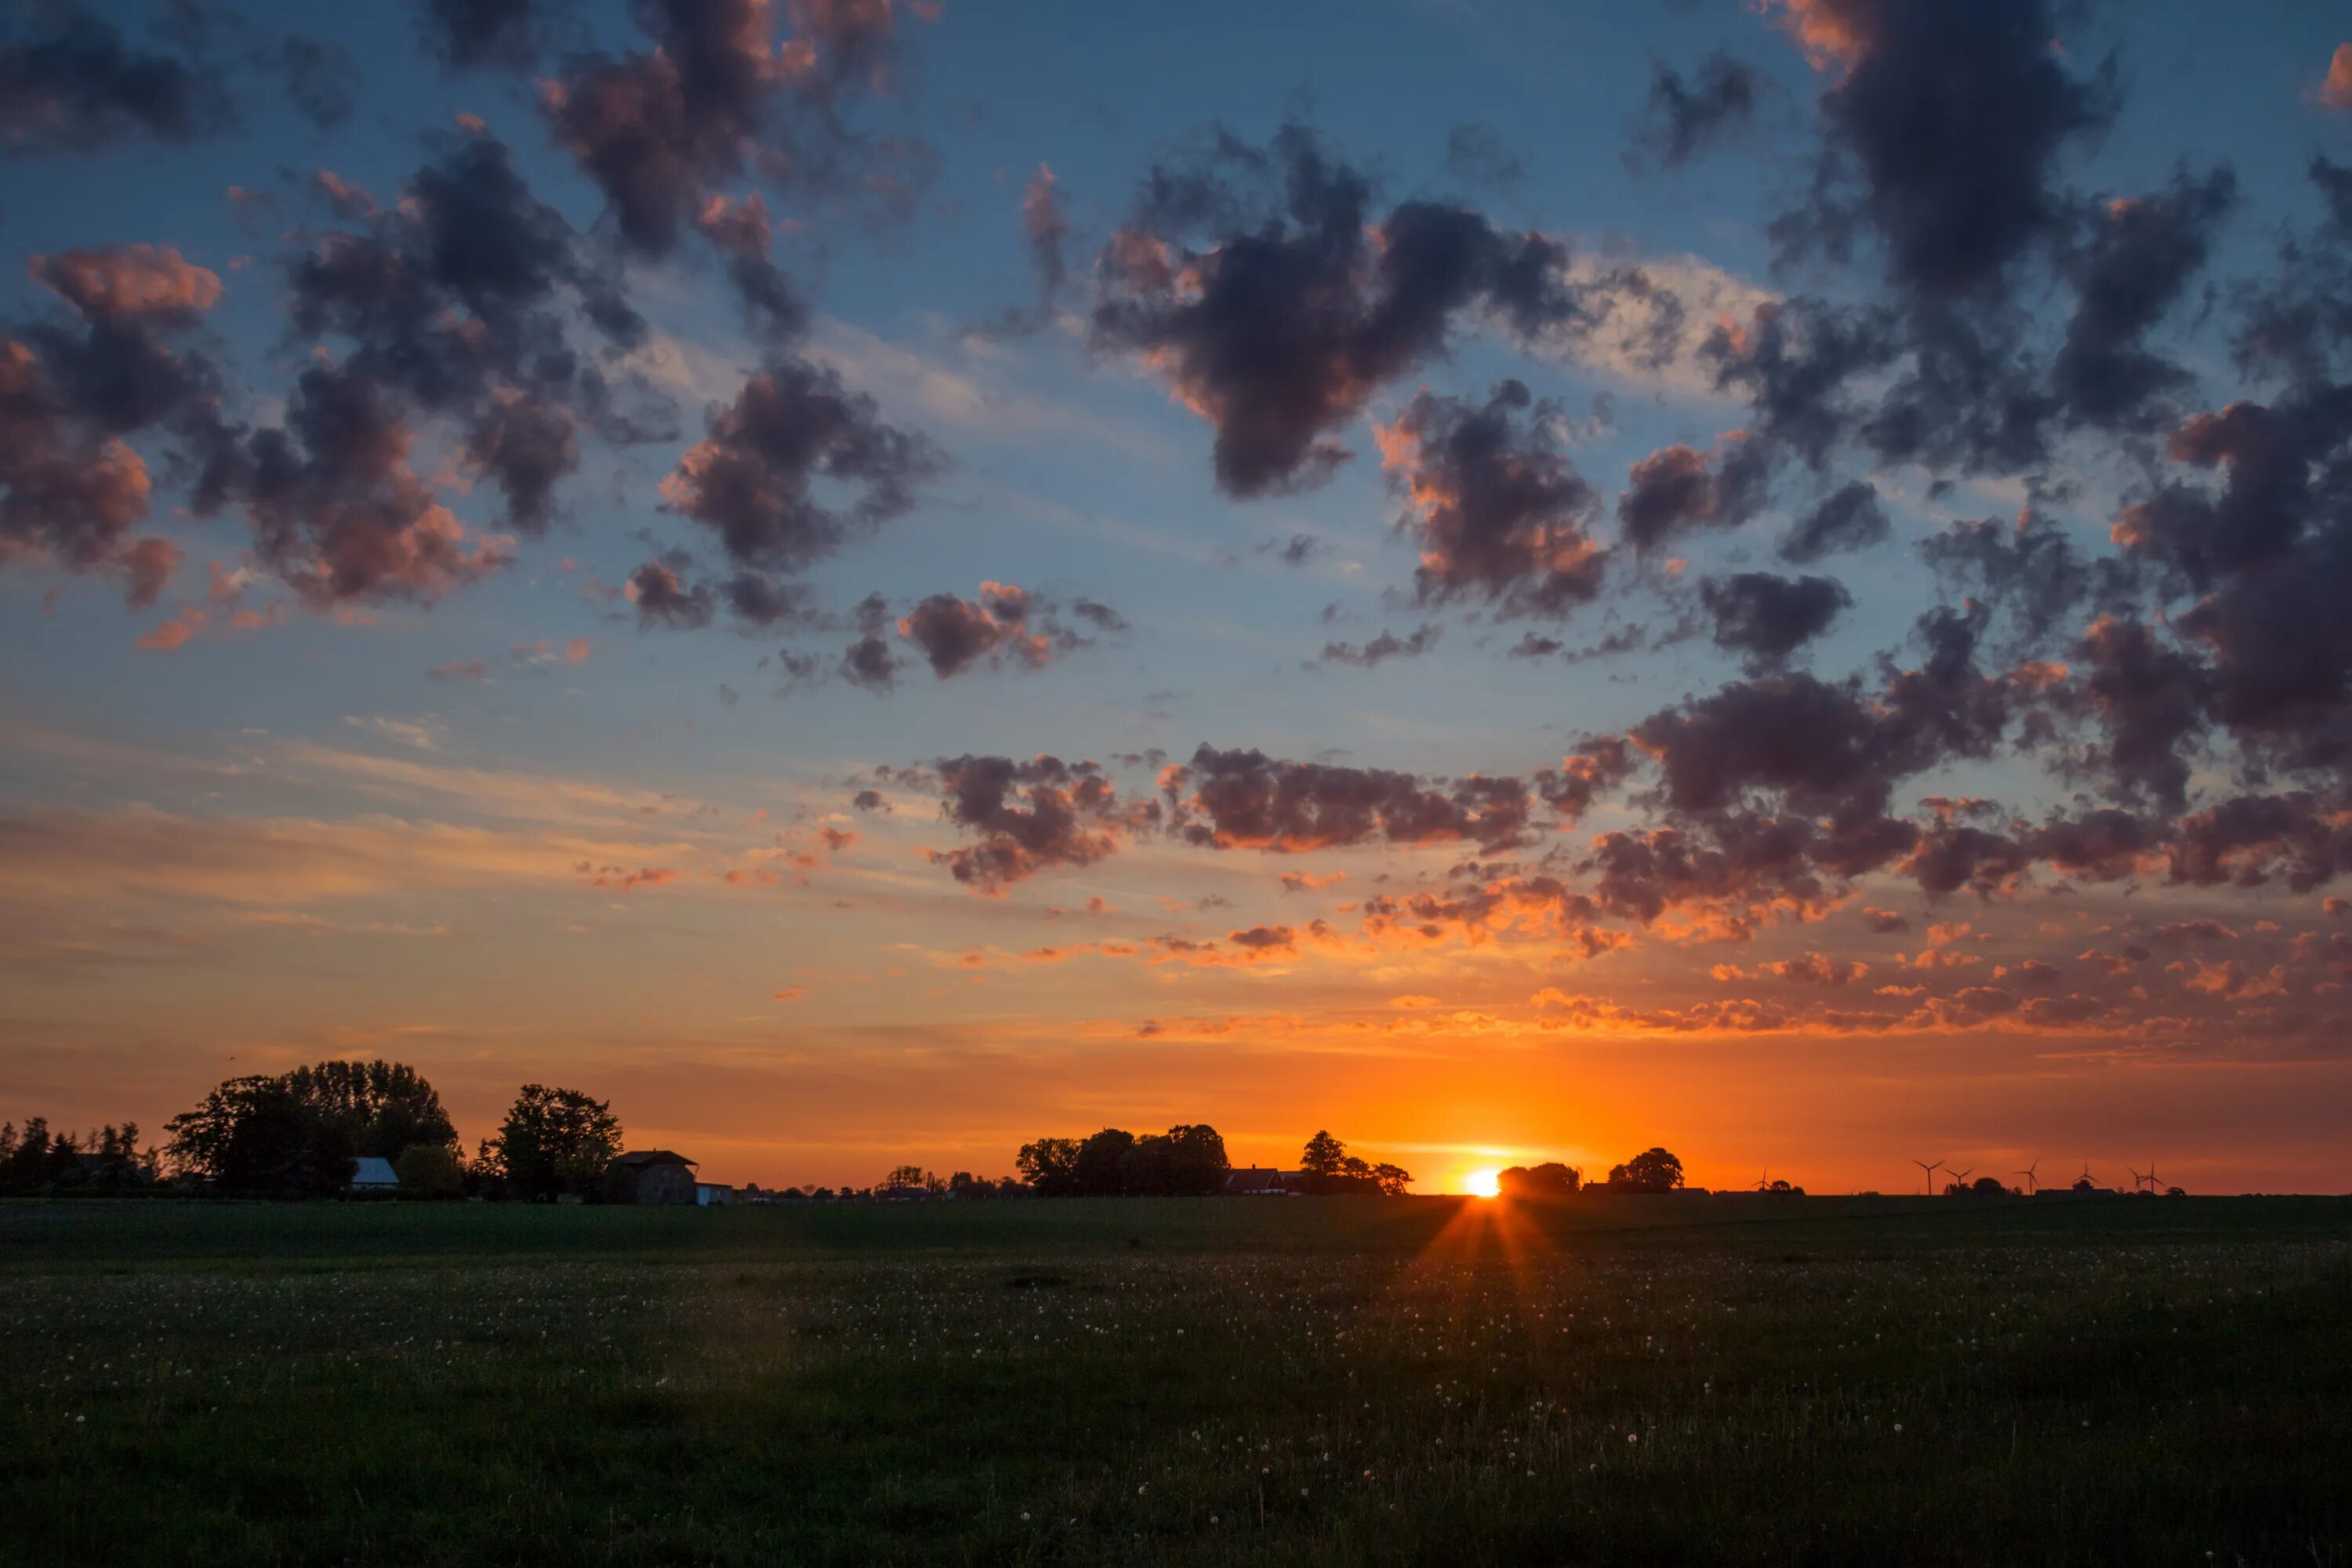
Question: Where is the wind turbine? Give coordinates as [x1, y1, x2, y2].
[1755, 1167, 1770, 1192]
[2129, 1164, 2151, 1194]
[2147, 1160, 2168, 1194]
[1911, 1157, 1944, 1196]
[1948, 1166, 1976, 1193]
[2015, 1160, 2040, 1195]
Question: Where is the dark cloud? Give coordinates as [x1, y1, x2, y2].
[1918, 510, 2093, 650]
[898, 584, 1052, 679]
[627, 559, 715, 630]
[1777, 480, 1888, 563]
[3, 244, 235, 604]
[929, 755, 1157, 892]
[1320, 624, 1440, 669]
[1535, 737, 1635, 824]
[2052, 166, 2238, 430]
[541, 0, 929, 258]
[275, 34, 361, 130]
[415, 0, 545, 71]
[1617, 436, 1774, 553]
[1091, 125, 1584, 497]
[1773, 0, 2116, 303]
[1699, 572, 1851, 670]
[1380, 379, 1606, 617]
[1071, 597, 1128, 633]
[2070, 615, 2209, 810]
[662, 356, 938, 576]
[1636, 52, 1758, 167]
[237, 365, 514, 606]
[1163, 745, 1534, 854]
[273, 133, 648, 539]
[0, 2, 234, 154]
[837, 590, 901, 690]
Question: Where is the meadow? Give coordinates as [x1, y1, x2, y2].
[2, 1196, 2347, 1566]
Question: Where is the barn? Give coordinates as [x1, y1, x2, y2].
[348, 1156, 400, 1193]
[605, 1150, 699, 1205]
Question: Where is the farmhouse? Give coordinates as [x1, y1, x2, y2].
[1225, 1167, 1307, 1195]
[605, 1150, 699, 1205]
[348, 1156, 400, 1192]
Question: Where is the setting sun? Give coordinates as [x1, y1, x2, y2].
[1464, 1169, 1501, 1198]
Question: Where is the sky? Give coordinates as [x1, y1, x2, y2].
[5, 0, 2352, 1196]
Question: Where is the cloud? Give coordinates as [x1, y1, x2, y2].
[659, 356, 940, 587]
[2319, 43, 2352, 113]
[898, 582, 1054, 678]
[1163, 745, 1535, 855]
[29, 244, 222, 321]
[1777, 480, 1888, 564]
[927, 754, 1159, 892]
[1089, 124, 1583, 496]
[1319, 623, 1440, 669]
[627, 560, 717, 630]
[1699, 572, 1851, 671]
[1377, 379, 1606, 618]
[1768, 0, 2116, 302]
[1617, 434, 1772, 553]
[539, 0, 929, 258]
[1635, 53, 1758, 167]
[0, 3, 234, 154]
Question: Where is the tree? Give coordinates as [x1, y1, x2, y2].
[1161, 1124, 1229, 1196]
[395, 1142, 465, 1197]
[1969, 1174, 2008, 1197]
[279, 1060, 459, 1160]
[1497, 1162, 1579, 1198]
[1370, 1161, 1414, 1196]
[1074, 1128, 1137, 1196]
[485, 1084, 621, 1200]
[1016, 1137, 1081, 1196]
[1605, 1147, 1685, 1193]
[1300, 1129, 1346, 1176]
[165, 1076, 357, 1195]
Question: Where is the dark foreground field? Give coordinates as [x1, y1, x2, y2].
[3, 1196, 2347, 1566]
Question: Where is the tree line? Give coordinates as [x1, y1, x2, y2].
[1013, 1127, 1414, 1196]
[4, 1063, 629, 1201]
[1496, 1147, 1690, 1196]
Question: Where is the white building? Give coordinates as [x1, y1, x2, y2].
[349, 1156, 400, 1192]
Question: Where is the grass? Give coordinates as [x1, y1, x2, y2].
[2, 1195, 2347, 1566]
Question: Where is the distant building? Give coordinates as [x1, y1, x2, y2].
[1225, 1167, 1307, 1195]
[349, 1156, 400, 1192]
[606, 1150, 699, 1205]
[695, 1181, 733, 1207]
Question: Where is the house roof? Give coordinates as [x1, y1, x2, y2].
[1224, 1167, 1303, 1192]
[350, 1156, 400, 1186]
[612, 1149, 699, 1169]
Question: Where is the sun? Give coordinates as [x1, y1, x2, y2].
[1464, 1168, 1501, 1198]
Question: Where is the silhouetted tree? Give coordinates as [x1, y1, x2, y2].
[1300, 1129, 1346, 1176]
[485, 1085, 620, 1200]
[279, 1060, 459, 1160]
[165, 1076, 356, 1196]
[1370, 1161, 1414, 1196]
[1969, 1174, 2008, 1197]
[1016, 1137, 1081, 1196]
[395, 1142, 465, 1197]
[1605, 1147, 1685, 1193]
[1497, 1162, 1581, 1198]
[1074, 1128, 1137, 1196]
[882, 1163, 929, 1193]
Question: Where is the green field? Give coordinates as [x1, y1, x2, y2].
[4, 1196, 2347, 1566]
